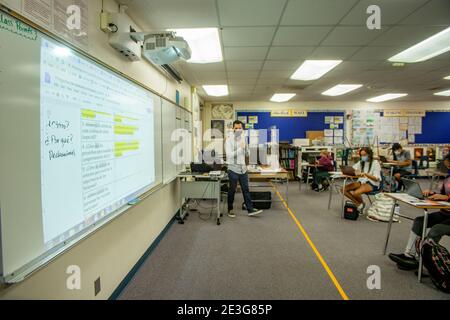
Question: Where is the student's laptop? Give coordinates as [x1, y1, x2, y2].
[340, 165, 356, 176]
[402, 178, 425, 200]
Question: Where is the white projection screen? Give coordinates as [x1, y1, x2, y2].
[0, 11, 163, 283]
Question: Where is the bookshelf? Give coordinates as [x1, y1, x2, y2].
[279, 143, 299, 180]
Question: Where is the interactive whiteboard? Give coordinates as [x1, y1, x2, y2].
[0, 11, 164, 282]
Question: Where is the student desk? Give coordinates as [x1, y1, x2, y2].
[247, 168, 290, 206]
[178, 172, 228, 226]
[298, 163, 323, 191]
[383, 193, 450, 282]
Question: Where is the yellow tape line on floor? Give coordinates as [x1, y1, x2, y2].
[272, 185, 350, 300]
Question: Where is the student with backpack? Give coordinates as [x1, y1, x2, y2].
[389, 153, 450, 271]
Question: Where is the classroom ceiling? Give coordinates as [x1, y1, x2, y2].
[117, 0, 450, 102]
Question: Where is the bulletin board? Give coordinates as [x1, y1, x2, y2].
[236, 111, 345, 144]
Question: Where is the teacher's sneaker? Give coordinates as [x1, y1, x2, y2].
[248, 209, 263, 217]
[228, 210, 236, 218]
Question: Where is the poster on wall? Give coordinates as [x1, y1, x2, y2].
[20, 0, 89, 50]
[238, 116, 248, 124]
[248, 116, 259, 124]
[211, 104, 234, 120]
[334, 116, 344, 124]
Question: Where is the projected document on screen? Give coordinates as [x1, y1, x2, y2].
[40, 39, 156, 248]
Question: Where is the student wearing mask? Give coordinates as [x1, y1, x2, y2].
[344, 147, 382, 212]
[312, 150, 334, 192]
[389, 143, 412, 189]
[225, 120, 263, 218]
[389, 153, 450, 270]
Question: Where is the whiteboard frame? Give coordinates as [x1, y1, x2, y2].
[0, 6, 191, 284]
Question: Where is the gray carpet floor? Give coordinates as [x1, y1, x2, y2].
[118, 180, 450, 300]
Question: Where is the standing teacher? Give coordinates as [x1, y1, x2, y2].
[225, 120, 263, 218]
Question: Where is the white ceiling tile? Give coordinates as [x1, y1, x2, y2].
[340, 0, 428, 25]
[281, 0, 358, 25]
[224, 47, 269, 60]
[182, 62, 226, 72]
[273, 27, 332, 46]
[195, 72, 227, 81]
[257, 77, 289, 85]
[319, 61, 379, 79]
[371, 26, 447, 46]
[321, 26, 383, 46]
[253, 85, 283, 93]
[267, 46, 315, 60]
[400, 0, 450, 26]
[229, 85, 255, 94]
[308, 46, 361, 60]
[226, 61, 264, 71]
[217, 0, 287, 26]
[126, 0, 219, 29]
[228, 78, 259, 85]
[350, 46, 404, 61]
[221, 27, 276, 46]
[262, 61, 301, 71]
[259, 70, 293, 78]
[228, 71, 260, 79]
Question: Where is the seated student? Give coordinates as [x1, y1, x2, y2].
[389, 143, 412, 190]
[389, 153, 450, 270]
[344, 147, 382, 212]
[312, 150, 334, 192]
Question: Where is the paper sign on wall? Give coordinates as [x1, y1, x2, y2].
[291, 110, 308, 117]
[271, 110, 291, 117]
[248, 116, 258, 124]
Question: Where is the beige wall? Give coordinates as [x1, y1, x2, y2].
[0, 0, 196, 299]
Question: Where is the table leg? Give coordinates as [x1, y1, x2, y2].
[390, 166, 394, 192]
[418, 209, 428, 282]
[306, 167, 311, 190]
[217, 189, 221, 226]
[178, 178, 185, 224]
[341, 178, 348, 219]
[383, 200, 397, 255]
[299, 165, 302, 191]
[328, 177, 333, 210]
[286, 177, 289, 206]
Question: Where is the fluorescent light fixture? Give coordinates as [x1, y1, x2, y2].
[291, 60, 342, 81]
[389, 27, 450, 63]
[53, 46, 71, 57]
[434, 89, 450, 96]
[169, 28, 223, 64]
[322, 84, 363, 96]
[366, 93, 408, 103]
[444, 75, 450, 80]
[270, 93, 296, 103]
[202, 85, 228, 97]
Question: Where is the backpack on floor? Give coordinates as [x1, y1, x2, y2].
[420, 239, 450, 293]
[344, 201, 359, 221]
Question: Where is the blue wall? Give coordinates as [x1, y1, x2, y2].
[415, 112, 450, 144]
[237, 111, 345, 144]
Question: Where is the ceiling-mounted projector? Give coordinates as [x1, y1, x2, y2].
[142, 32, 191, 65]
